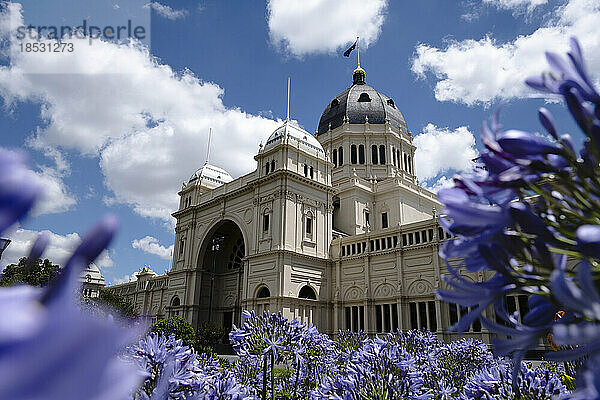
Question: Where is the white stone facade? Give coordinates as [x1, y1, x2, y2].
[109, 68, 499, 344]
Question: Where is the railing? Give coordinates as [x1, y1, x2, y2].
[335, 223, 453, 259]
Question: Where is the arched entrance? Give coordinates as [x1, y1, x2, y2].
[194, 219, 246, 332]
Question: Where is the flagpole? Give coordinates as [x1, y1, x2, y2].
[286, 76, 290, 122]
[206, 127, 212, 164]
[357, 36, 360, 67]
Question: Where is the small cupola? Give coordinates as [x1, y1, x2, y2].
[352, 66, 366, 85]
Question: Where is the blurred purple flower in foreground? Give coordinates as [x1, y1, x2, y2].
[436, 37, 600, 397]
[0, 149, 142, 400]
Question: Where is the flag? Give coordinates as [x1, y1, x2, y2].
[343, 39, 357, 57]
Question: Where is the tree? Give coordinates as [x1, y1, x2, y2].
[196, 321, 226, 353]
[96, 288, 139, 319]
[151, 316, 196, 349]
[0, 257, 60, 287]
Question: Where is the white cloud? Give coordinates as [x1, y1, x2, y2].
[411, 0, 600, 105]
[112, 273, 137, 285]
[482, 0, 548, 12]
[421, 175, 455, 193]
[145, 2, 188, 20]
[0, 3, 279, 225]
[267, 0, 387, 57]
[131, 235, 173, 260]
[30, 167, 76, 216]
[414, 123, 478, 182]
[1, 227, 114, 270]
[0, 145, 76, 217]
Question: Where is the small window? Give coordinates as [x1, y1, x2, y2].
[392, 148, 396, 166]
[263, 214, 270, 232]
[381, 212, 388, 229]
[331, 98, 339, 107]
[358, 92, 371, 102]
[179, 239, 185, 255]
[371, 145, 378, 164]
[365, 211, 370, 226]
[257, 286, 270, 298]
[265, 163, 270, 174]
[306, 217, 312, 235]
[338, 147, 344, 165]
[379, 145, 386, 164]
[387, 98, 395, 108]
[351, 144, 357, 164]
[171, 296, 180, 307]
[333, 149, 338, 167]
[358, 145, 365, 164]
[303, 164, 308, 177]
[299, 285, 317, 300]
[271, 160, 275, 172]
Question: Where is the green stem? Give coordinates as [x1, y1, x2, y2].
[293, 362, 300, 400]
[262, 355, 267, 400]
[271, 352, 275, 400]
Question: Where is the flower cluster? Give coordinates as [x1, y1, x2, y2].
[462, 362, 568, 400]
[227, 313, 567, 400]
[436, 37, 600, 396]
[126, 332, 249, 399]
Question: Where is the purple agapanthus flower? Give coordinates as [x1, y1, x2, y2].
[0, 149, 145, 400]
[436, 36, 600, 398]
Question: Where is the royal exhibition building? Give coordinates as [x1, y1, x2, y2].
[109, 66, 512, 345]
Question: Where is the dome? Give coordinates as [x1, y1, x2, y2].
[317, 67, 407, 135]
[264, 120, 324, 154]
[80, 262, 105, 285]
[188, 162, 233, 188]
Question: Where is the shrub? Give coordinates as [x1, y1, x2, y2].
[151, 316, 196, 349]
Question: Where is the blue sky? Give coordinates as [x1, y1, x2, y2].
[0, 0, 597, 284]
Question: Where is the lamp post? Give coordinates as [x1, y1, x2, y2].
[0, 238, 10, 260]
[207, 235, 224, 322]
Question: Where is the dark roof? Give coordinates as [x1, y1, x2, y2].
[317, 70, 407, 135]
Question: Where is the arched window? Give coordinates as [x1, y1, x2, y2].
[303, 164, 308, 177]
[351, 144, 357, 164]
[407, 155, 412, 174]
[371, 145, 378, 164]
[333, 148, 338, 167]
[404, 153, 408, 171]
[257, 286, 270, 298]
[338, 147, 344, 165]
[358, 145, 365, 164]
[397, 150, 401, 168]
[171, 296, 180, 307]
[392, 147, 396, 166]
[310, 166, 314, 179]
[265, 163, 269, 174]
[271, 160, 275, 172]
[358, 92, 371, 102]
[379, 145, 386, 164]
[298, 285, 317, 300]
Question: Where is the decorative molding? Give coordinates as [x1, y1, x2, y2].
[407, 279, 433, 296]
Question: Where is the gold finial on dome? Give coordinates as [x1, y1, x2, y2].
[353, 66, 365, 85]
